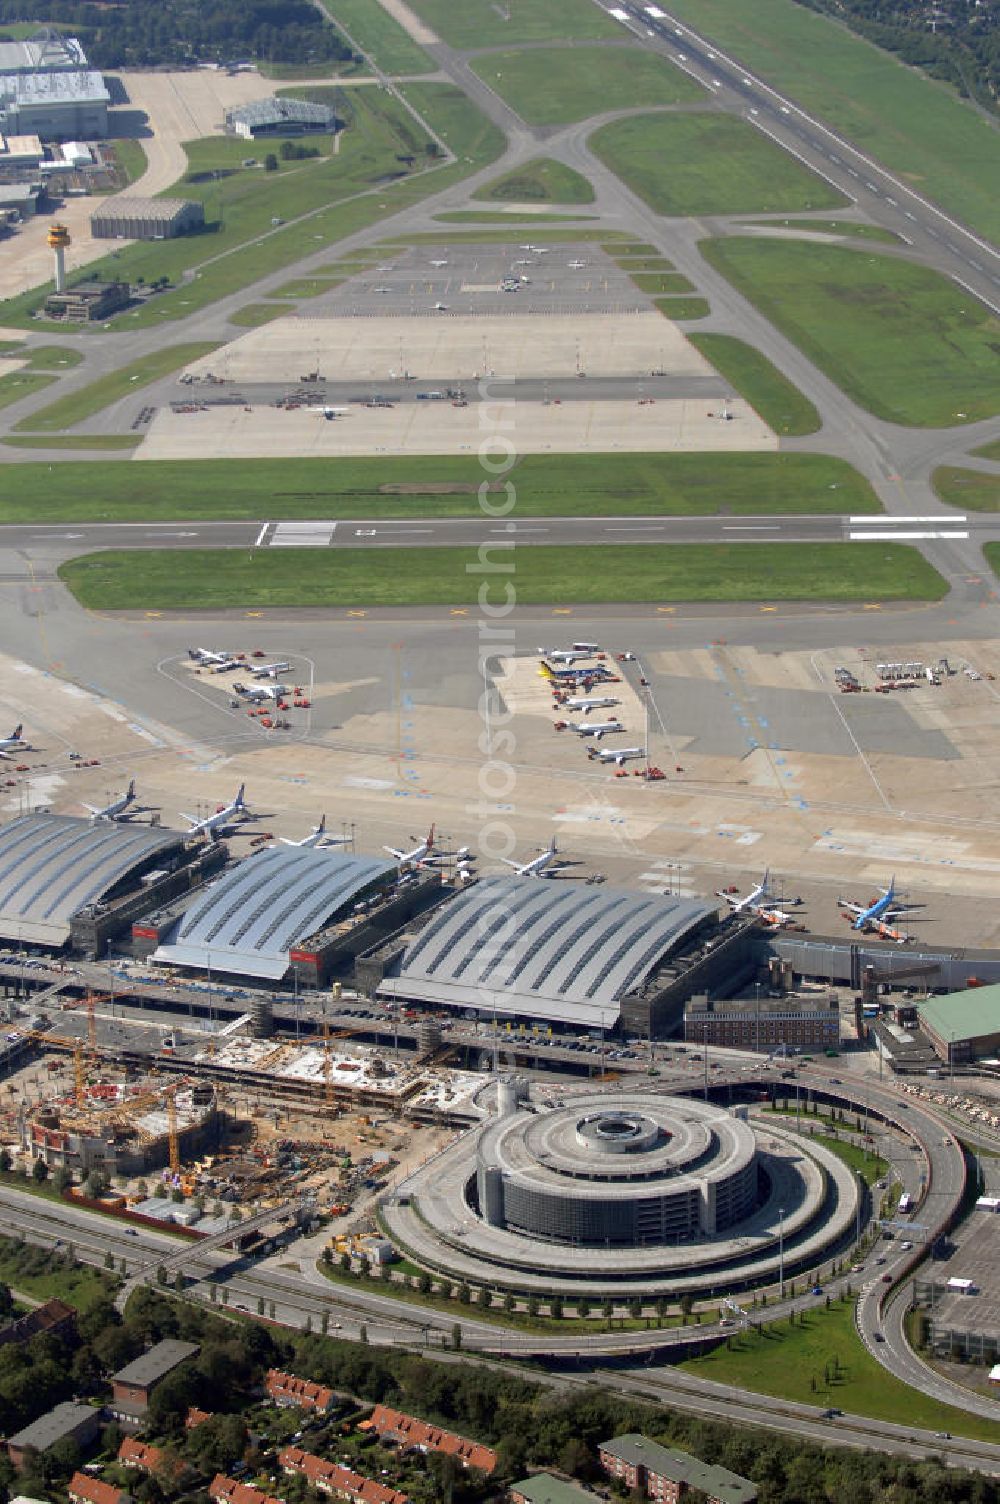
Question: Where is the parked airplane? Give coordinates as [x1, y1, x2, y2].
[538, 647, 594, 664]
[0, 724, 26, 760]
[429, 259, 448, 267]
[434, 302, 448, 311]
[539, 660, 611, 684]
[83, 779, 136, 822]
[838, 877, 911, 941]
[232, 681, 290, 703]
[569, 719, 624, 741]
[250, 661, 291, 679]
[716, 870, 795, 928]
[501, 836, 562, 878]
[385, 824, 437, 870]
[589, 746, 645, 766]
[279, 815, 349, 850]
[181, 784, 249, 839]
[188, 648, 232, 665]
[310, 406, 350, 420]
[838, 877, 900, 931]
[568, 259, 587, 269]
[563, 695, 620, 712]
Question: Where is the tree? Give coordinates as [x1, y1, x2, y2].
[31, 1157, 49, 1184]
[678, 1292, 694, 1318]
[457, 1282, 471, 1306]
[451, 1322, 462, 1350]
[417, 1271, 431, 1295]
[549, 1296, 563, 1320]
[503, 1290, 515, 1315]
[0, 1148, 10, 1172]
[526, 1295, 539, 1319]
[264, 152, 279, 171]
[54, 1165, 73, 1193]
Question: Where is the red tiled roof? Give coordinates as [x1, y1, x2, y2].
[209, 1475, 284, 1504]
[368, 1405, 497, 1474]
[68, 1472, 128, 1504]
[186, 1407, 213, 1429]
[266, 1368, 335, 1412]
[279, 1445, 409, 1504]
[118, 1439, 163, 1472]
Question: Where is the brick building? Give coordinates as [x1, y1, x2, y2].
[684, 994, 840, 1053]
[0, 1297, 76, 1349]
[67, 1474, 131, 1504]
[110, 1340, 199, 1420]
[266, 1369, 337, 1413]
[367, 1405, 496, 1473]
[598, 1435, 756, 1504]
[278, 1445, 409, 1504]
[209, 1476, 284, 1504]
[510, 1478, 596, 1504]
[7, 1402, 101, 1469]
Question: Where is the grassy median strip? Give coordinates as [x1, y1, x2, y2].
[315, 0, 434, 74]
[742, 218, 901, 244]
[403, 0, 619, 46]
[688, 334, 819, 435]
[473, 157, 595, 204]
[660, 0, 1000, 247]
[701, 238, 1000, 427]
[2, 452, 879, 524]
[656, 298, 711, 320]
[15, 342, 221, 433]
[58, 542, 944, 611]
[680, 1298, 995, 1440]
[3, 435, 141, 451]
[470, 44, 704, 125]
[933, 466, 1000, 512]
[973, 439, 1000, 462]
[591, 113, 847, 216]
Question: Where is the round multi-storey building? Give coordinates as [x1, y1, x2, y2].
[476, 1095, 757, 1245]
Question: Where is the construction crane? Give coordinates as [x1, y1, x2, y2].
[166, 1084, 180, 1175]
[323, 1021, 333, 1106]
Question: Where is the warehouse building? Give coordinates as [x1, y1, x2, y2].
[224, 96, 337, 138]
[7, 1401, 102, 1469]
[684, 992, 841, 1053]
[0, 33, 89, 75]
[149, 846, 408, 985]
[111, 1340, 200, 1421]
[0, 133, 43, 168]
[0, 181, 40, 217]
[0, 71, 109, 141]
[91, 196, 205, 241]
[375, 877, 744, 1037]
[918, 985, 1000, 1066]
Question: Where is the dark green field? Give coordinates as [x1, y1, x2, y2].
[701, 238, 1000, 427]
[590, 114, 847, 216]
[934, 467, 1000, 511]
[688, 333, 820, 436]
[0, 453, 879, 524]
[470, 44, 703, 124]
[472, 157, 594, 204]
[59, 542, 943, 611]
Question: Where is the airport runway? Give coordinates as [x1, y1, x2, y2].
[2, 511, 995, 567]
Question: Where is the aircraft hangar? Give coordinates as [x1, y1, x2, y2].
[375, 876, 754, 1036]
[149, 845, 409, 985]
[0, 812, 192, 952]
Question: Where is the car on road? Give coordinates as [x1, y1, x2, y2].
[822, 1408, 842, 1419]
[810, 1285, 823, 1296]
[875, 1256, 886, 1265]
[900, 1240, 913, 1250]
[881, 1273, 893, 1282]
[873, 1332, 885, 1342]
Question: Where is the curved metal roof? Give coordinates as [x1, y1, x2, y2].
[154, 846, 395, 979]
[380, 877, 713, 1028]
[0, 813, 183, 945]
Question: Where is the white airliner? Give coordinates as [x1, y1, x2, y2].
[310, 406, 350, 420]
[279, 815, 349, 850]
[385, 824, 437, 869]
[250, 661, 291, 679]
[232, 681, 290, 703]
[83, 779, 136, 822]
[429, 259, 448, 267]
[590, 746, 645, 766]
[182, 784, 249, 839]
[563, 695, 620, 712]
[568, 259, 587, 269]
[501, 836, 562, 878]
[0, 724, 27, 760]
[434, 302, 448, 311]
[569, 719, 624, 741]
[716, 870, 794, 928]
[538, 647, 594, 664]
[188, 648, 231, 665]
[837, 877, 911, 942]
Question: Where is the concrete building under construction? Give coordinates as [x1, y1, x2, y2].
[20, 1077, 221, 1176]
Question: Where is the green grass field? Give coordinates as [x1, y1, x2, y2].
[434, 211, 595, 224]
[472, 157, 594, 204]
[379, 228, 629, 246]
[688, 333, 820, 435]
[15, 343, 219, 433]
[270, 277, 342, 298]
[0, 371, 57, 409]
[974, 439, 1000, 462]
[591, 113, 847, 215]
[984, 544, 1000, 580]
[470, 44, 703, 124]
[59, 541, 942, 611]
[1, 452, 878, 524]
[659, 0, 1000, 246]
[632, 272, 696, 294]
[229, 304, 286, 327]
[681, 1299, 995, 1438]
[318, 0, 434, 72]
[613, 257, 674, 271]
[655, 297, 710, 320]
[933, 466, 1000, 511]
[23, 345, 84, 371]
[702, 239, 1000, 427]
[104, 137, 148, 190]
[398, 81, 506, 167]
[744, 218, 900, 243]
[403, 0, 619, 46]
